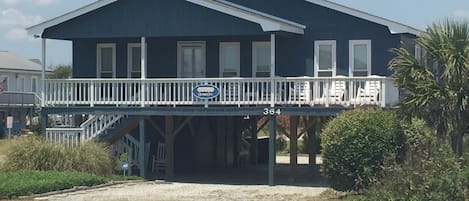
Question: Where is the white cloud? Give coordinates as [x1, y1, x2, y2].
[453, 10, 469, 19]
[0, 8, 43, 27]
[1, 0, 59, 6]
[1, 0, 19, 5]
[4, 27, 34, 41]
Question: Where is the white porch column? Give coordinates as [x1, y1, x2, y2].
[270, 33, 276, 107]
[41, 38, 46, 107]
[140, 37, 147, 107]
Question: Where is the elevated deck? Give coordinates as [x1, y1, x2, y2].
[44, 76, 399, 112]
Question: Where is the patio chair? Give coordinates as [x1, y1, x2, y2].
[353, 76, 381, 105]
[290, 81, 311, 103]
[151, 142, 166, 176]
[314, 76, 346, 105]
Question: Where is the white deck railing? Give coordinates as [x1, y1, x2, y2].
[81, 114, 124, 140]
[44, 76, 399, 108]
[45, 128, 82, 146]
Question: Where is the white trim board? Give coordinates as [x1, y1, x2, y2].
[304, 0, 422, 35]
[27, 0, 305, 36]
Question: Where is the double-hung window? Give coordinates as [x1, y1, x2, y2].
[127, 43, 142, 78]
[314, 40, 336, 77]
[31, 77, 38, 93]
[219, 42, 240, 77]
[252, 42, 271, 77]
[17, 76, 25, 92]
[349, 40, 371, 77]
[415, 44, 427, 66]
[97, 43, 116, 78]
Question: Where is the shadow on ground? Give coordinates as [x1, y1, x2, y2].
[151, 164, 327, 187]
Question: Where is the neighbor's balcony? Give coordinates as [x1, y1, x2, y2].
[43, 76, 399, 108]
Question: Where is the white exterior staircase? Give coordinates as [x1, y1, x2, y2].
[45, 114, 124, 146]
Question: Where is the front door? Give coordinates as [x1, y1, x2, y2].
[178, 42, 206, 78]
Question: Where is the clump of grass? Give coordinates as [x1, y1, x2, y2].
[1, 136, 112, 176]
[0, 140, 9, 167]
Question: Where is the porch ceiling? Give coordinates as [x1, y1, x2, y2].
[27, 0, 305, 39]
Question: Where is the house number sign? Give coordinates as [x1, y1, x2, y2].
[263, 108, 282, 116]
[193, 84, 220, 99]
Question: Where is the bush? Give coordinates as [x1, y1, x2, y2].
[358, 119, 465, 201]
[1, 136, 113, 176]
[0, 171, 107, 198]
[276, 136, 289, 154]
[321, 109, 403, 191]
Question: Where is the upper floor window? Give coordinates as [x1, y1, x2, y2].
[97, 43, 116, 78]
[252, 42, 271, 77]
[177, 41, 206, 78]
[349, 40, 371, 77]
[415, 44, 427, 66]
[219, 42, 240, 77]
[128, 43, 142, 78]
[31, 77, 38, 93]
[0, 76, 8, 92]
[17, 76, 25, 92]
[314, 40, 336, 77]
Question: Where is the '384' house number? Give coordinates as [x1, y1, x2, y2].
[263, 108, 281, 116]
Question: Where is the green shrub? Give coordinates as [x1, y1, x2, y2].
[2, 136, 112, 176]
[321, 109, 403, 191]
[460, 152, 469, 198]
[276, 136, 289, 154]
[358, 119, 465, 201]
[0, 171, 107, 198]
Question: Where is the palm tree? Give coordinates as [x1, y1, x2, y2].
[389, 19, 469, 157]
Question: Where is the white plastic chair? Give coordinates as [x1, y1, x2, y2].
[354, 76, 381, 105]
[314, 75, 346, 105]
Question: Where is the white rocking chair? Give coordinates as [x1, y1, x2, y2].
[354, 76, 381, 105]
[151, 142, 166, 176]
[314, 76, 346, 105]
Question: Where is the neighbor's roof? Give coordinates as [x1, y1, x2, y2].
[0, 50, 42, 72]
[27, 0, 422, 37]
[27, 0, 306, 36]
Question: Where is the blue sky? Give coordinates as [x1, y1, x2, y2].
[0, 0, 468, 67]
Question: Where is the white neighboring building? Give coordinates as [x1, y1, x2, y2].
[0, 50, 50, 138]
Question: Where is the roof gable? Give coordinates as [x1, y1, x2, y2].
[28, 0, 306, 36]
[304, 0, 422, 35]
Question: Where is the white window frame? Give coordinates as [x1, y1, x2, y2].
[252, 41, 271, 77]
[349, 40, 372, 77]
[415, 44, 427, 65]
[17, 75, 25, 92]
[127, 43, 143, 78]
[97, 43, 116, 78]
[219, 42, 240, 77]
[31, 76, 38, 93]
[177, 41, 206, 78]
[314, 40, 337, 77]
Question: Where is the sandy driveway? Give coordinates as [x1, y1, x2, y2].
[35, 181, 328, 201]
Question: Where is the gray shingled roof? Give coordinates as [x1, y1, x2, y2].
[0, 50, 42, 72]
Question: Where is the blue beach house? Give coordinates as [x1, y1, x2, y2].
[27, 0, 421, 184]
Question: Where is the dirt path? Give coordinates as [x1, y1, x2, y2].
[35, 181, 328, 201]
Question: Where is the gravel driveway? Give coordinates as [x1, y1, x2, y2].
[35, 181, 328, 201]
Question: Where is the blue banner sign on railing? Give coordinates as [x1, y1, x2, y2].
[193, 84, 220, 99]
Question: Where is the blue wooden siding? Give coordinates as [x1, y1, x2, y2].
[64, 0, 407, 78]
[44, 0, 265, 39]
